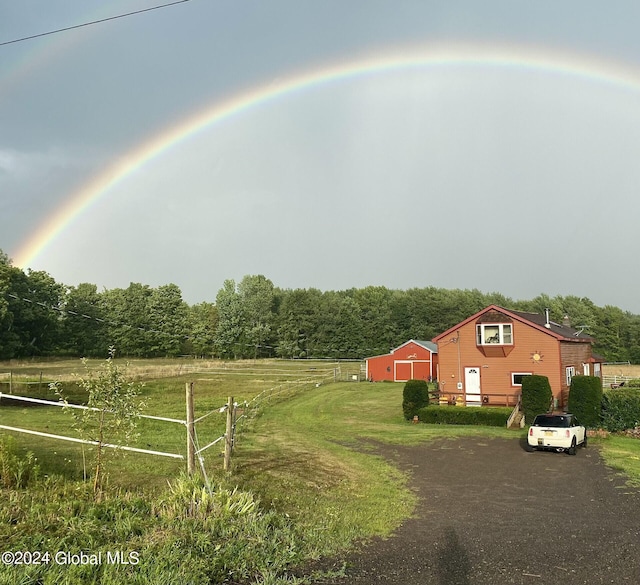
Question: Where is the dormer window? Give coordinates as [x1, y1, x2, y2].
[476, 323, 513, 346]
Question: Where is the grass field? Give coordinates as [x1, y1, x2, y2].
[602, 363, 640, 378]
[3, 358, 640, 584]
[0, 359, 357, 488]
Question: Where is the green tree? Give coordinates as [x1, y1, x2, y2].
[53, 348, 145, 499]
[0, 265, 64, 357]
[185, 302, 218, 357]
[102, 284, 152, 356]
[238, 275, 275, 358]
[147, 284, 189, 357]
[315, 292, 364, 358]
[592, 304, 627, 362]
[61, 283, 107, 356]
[275, 288, 322, 358]
[215, 279, 244, 358]
[0, 251, 16, 358]
[353, 286, 399, 356]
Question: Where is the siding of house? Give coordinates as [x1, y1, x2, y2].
[559, 341, 594, 406]
[434, 306, 601, 409]
[436, 318, 563, 406]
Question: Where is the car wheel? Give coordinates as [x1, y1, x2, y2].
[568, 437, 577, 456]
[525, 443, 535, 453]
[582, 434, 588, 448]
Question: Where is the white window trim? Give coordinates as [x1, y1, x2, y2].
[566, 366, 575, 386]
[476, 323, 513, 346]
[511, 372, 532, 387]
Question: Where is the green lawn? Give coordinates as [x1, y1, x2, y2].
[3, 360, 640, 584]
[594, 433, 640, 486]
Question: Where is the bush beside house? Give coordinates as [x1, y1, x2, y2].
[567, 375, 602, 428]
[402, 379, 429, 420]
[521, 375, 553, 424]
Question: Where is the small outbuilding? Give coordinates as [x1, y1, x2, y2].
[365, 340, 438, 382]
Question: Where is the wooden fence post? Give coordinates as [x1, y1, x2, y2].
[224, 396, 234, 472]
[186, 382, 196, 476]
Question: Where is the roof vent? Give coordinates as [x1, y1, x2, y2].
[544, 308, 551, 329]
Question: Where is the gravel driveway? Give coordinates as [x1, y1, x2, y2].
[315, 437, 640, 585]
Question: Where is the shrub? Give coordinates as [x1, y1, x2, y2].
[416, 406, 511, 426]
[521, 375, 553, 424]
[601, 389, 640, 432]
[567, 375, 603, 428]
[402, 379, 429, 420]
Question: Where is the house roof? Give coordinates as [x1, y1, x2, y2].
[508, 309, 593, 341]
[432, 305, 594, 343]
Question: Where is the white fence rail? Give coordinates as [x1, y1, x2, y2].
[0, 424, 185, 459]
[0, 372, 334, 475]
[0, 391, 200, 462]
[602, 374, 637, 389]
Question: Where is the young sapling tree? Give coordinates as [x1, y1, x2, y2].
[52, 347, 145, 498]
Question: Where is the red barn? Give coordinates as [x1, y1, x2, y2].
[365, 340, 438, 382]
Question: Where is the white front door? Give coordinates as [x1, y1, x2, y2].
[464, 367, 482, 406]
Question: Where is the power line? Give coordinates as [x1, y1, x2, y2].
[2, 291, 400, 358]
[0, 0, 194, 47]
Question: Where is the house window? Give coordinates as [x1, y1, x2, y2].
[566, 366, 575, 386]
[476, 323, 513, 345]
[512, 372, 532, 386]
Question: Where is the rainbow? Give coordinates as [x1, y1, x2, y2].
[13, 42, 640, 268]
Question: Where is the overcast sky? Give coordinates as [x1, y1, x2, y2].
[2, 1, 640, 312]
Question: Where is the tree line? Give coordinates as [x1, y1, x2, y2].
[1, 250, 639, 362]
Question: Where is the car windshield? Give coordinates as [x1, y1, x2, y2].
[533, 415, 571, 428]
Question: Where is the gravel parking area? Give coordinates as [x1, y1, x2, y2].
[316, 437, 640, 585]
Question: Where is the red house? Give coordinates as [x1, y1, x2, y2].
[365, 340, 438, 382]
[432, 305, 603, 408]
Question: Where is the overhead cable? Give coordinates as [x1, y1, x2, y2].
[0, 0, 193, 47]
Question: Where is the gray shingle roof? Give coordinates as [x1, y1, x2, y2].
[509, 309, 593, 341]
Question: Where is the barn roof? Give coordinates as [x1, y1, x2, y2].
[365, 338, 437, 360]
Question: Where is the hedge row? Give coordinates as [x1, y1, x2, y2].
[416, 406, 512, 426]
[601, 389, 640, 432]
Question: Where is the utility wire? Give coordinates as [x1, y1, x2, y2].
[3, 291, 398, 358]
[0, 0, 194, 47]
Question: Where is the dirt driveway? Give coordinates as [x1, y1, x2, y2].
[316, 437, 640, 585]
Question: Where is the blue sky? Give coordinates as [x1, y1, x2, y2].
[2, 1, 640, 312]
